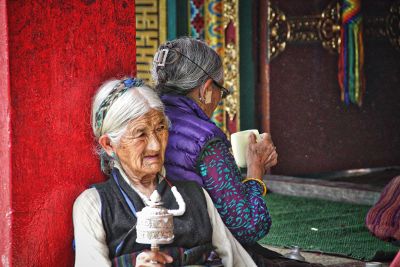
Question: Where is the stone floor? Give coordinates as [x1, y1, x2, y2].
[264, 246, 390, 267]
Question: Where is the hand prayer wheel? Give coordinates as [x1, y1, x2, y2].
[136, 190, 174, 252]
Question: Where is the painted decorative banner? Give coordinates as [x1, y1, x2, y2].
[190, 0, 240, 135]
[190, 0, 205, 39]
[205, 0, 224, 54]
[205, 0, 226, 131]
[223, 0, 240, 134]
[338, 0, 365, 106]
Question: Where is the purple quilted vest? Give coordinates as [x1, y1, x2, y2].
[162, 94, 230, 186]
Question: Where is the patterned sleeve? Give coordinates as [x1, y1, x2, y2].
[197, 139, 272, 244]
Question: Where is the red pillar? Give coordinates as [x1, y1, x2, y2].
[0, 0, 12, 266]
[2, 1, 136, 266]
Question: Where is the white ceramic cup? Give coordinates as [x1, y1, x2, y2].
[231, 129, 261, 168]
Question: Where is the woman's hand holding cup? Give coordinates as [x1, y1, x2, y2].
[258, 133, 278, 170]
[231, 129, 278, 180]
[246, 133, 277, 179]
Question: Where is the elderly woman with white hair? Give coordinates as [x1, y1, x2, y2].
[72, 77, 258, 267]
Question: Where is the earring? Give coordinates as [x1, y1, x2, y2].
[199, 96, 205, 104]
[205, 90, 212, 104]
[111, 152, 117, 159]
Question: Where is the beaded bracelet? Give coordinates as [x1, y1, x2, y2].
[242, 178, 267, 196]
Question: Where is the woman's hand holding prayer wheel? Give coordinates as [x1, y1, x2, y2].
[136, 250, 173, 267]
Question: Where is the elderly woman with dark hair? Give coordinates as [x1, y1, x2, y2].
[150, 38, 324, 267]
[151, 37, 277, 245]
[73, 77, 257, 267]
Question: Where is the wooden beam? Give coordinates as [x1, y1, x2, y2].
[257, 0, 270, 133]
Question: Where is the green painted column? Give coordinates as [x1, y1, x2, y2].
[167, 0, 189, 40]
[239, 1, 256, 130]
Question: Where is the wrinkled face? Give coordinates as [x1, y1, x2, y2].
[115, 109, 168, 179]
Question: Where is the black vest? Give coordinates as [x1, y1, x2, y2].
[94, 169, 213, 259]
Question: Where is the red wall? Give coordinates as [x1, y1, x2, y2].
[5, 1, 136, 266]
[0, 0, 11, 266]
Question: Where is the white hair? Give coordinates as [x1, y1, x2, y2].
[91, 78, 166, 173]
[151, 37, 223, 94]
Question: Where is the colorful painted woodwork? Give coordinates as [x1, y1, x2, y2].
[136, 0, 167, 83]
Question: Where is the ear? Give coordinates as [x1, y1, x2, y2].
[98, 135, 115, 156]
[200, 79, 214, 99]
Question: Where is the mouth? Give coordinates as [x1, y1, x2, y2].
[143, 154, 161, 163]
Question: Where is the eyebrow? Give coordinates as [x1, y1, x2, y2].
[130, 120, 165, 132]
[130, 126, 146, 133]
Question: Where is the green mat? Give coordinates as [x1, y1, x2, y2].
[259, 193, 398, 261]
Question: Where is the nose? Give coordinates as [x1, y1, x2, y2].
[147, 133, 160, 152]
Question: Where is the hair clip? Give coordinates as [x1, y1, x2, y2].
[154, 48, 169, 67]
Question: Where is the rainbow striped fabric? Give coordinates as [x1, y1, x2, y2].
[366, 176, 400, 243]
[338, 0, 365, 106]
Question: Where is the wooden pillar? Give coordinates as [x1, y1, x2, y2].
[1, 1, 136, 266]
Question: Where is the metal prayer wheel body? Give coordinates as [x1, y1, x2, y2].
[136, 190, 174, 247]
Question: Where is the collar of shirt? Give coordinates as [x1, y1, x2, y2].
[113, 162, 165, 206]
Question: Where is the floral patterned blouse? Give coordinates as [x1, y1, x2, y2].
[198, 139, 272, 244]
